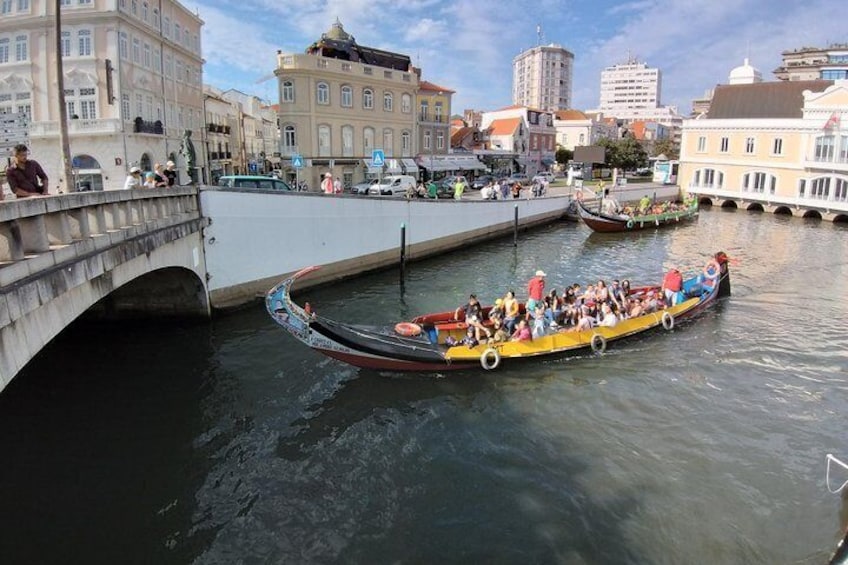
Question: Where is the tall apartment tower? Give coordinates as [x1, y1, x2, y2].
[598, 59, 662, 112]
[773, 44, 848, 81]
[512, 44, 574, 112]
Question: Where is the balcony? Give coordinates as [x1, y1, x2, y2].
[28, 118, 123, 137]
[133, 117, 164, 135]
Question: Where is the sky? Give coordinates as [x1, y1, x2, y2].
[194, 0, 845, 116]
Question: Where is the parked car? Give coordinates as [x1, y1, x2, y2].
[440, 175, 469, 193]
[506, 173, 530, 186]
[471, 175, 494, 190]
[351, 178, 379, 195]
[635, 167, 652, 176]
[532, 172, 555, 184]
[369, 175, 417, 196]
[217, 175, 292, 191]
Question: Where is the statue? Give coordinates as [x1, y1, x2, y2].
[179, 129, 197, 184]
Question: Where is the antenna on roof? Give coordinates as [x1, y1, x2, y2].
[536, 24, 543, 46]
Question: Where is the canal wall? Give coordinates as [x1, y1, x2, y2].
[199, 190, 570, 308]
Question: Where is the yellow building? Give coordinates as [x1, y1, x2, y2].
[680, 80, 848, 221]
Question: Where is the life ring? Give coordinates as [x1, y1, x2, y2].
[394, 322, 422, 337]
[480, 348, 501, 370]
[626, 219, 634, 229]
[661, 311, 674, 330]
[590, 333, 607, 354]
[703, 259, 720, 281]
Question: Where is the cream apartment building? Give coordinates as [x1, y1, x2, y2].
[680, 79, 848, 221]
[273, 21, 419, 189]
[0, 0, 205, 190]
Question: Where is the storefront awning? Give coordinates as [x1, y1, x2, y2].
[452, 156, 487, 171]
[362, 158, 383, 174]
[400, 158, 419, 173]
[385, 159, 402, 174]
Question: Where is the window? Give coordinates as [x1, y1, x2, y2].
[0, 38, 9, 64]
[745, 137, 755, 154]
[317, 124, 331, 157]
[183, 29, 189, 47]
[61, 31, 71, 57]
[423, 130, 431, 150]
[383, 129, 393, 154]
[121, 93, 130, 118]
[118, 32, 128, 60]
[401, 131, 411, 156]
[14, 35, 26, 62]
[772, 137, 783, 155]
[175, 59, 183, 82]
[141, 1, 147, 21]
[163, 16, 170, 38]
[435, 101, 443, 122]
[132, 37, 140, 63]
[420, 100, 428, 121]
[814, 135, 835, 161]
[742, 171, 774, 193]
[164, 54, 172, 77]
[152, 8, 159, 28]
[810, 177, 830, 199]
[135, 93, 142, 115]
[401, 93, 411, 113]
[798, 179, 806, 198]
[436, 131, 444, 150]
[316, 82, 329, 105]
[720, 137, 729, 152]
[840, 136, 848, 163]
[131, 0, 136, 14]
[1, 0, 11, 14]
[697, 136, 706, 152]
[363, 127, 374, 152]
[18, 0, 29, 10]
[363, 88, 373, 109]
[281, 80, 294, 102]
[383, 91, 393, 112]
[153, 48, 160, 73]
[341, 125, 353, 156]
[835, 178, 848, 202]
[340, 85, 352, 107]
[143, 43, 151, 68]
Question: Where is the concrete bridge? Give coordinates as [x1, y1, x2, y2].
[690, 187, 848, 222]
[0, 187, 209, 393]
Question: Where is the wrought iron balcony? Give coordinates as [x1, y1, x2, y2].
[133, 117, 164, 135]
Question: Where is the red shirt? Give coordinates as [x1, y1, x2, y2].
[662, 270, 682, 292]
[528, 276, 545, 301]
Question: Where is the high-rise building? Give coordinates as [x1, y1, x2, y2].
[599, 59, 661, 112]
[773, 44, 848, 81]
[512, 44, 574, 112]
[0, 0, 205, 191]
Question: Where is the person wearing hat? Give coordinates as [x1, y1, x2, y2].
[527, 269, 546, 313]
[123, 166, 142, 190]
[321, 172, 334, 194]
[163, 160, 177, 186]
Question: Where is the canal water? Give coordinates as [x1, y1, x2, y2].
[1, 208, 847, 564]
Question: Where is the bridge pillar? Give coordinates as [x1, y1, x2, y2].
[19, 216, 50, 253]
[45, 212, 72, 245]
[68, 208, 91, 239]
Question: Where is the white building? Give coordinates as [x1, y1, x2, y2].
[553, 110, 617, 150]
[774, 43, 848, 81]
[481, 105, 556, 175]
[512, 44, 574, 112]
[599, 59, 661, 114]
[1, 0, 205, 191]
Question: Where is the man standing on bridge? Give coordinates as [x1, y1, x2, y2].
[5, 144, 48, 199]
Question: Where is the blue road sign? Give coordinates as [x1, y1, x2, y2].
[292, 154, 304, 168]
[371, 149, 385, 167]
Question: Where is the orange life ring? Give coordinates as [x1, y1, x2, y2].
[703, 259, 720, 281]
[394, 322, 422, 337]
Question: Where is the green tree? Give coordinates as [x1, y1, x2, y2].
[555, 146, 573, 165]
[597, 136, 647, 170]
[653, 139, 678, 160]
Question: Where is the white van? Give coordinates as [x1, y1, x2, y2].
[368, 175, 417, 196]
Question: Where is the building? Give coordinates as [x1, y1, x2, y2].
[599, 59, 661, 114]
[219, 89, 278, 176]
[679, 79, 848, 221]
[728, 58, 763, 85]
[203, 86, 236, 181]
[553, 109, 617, 151]
[512, 44, 574, 112]
[416, 80, 455, 178]
[1, 0, 205, 191]
[273, 20, 420, 189]
[774, 44, 848, 81]
[481, 105, 556, 175]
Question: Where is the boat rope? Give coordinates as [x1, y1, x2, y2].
[826, 454, 848, 494]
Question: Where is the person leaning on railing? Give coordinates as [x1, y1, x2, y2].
[5, 143, 48, 199]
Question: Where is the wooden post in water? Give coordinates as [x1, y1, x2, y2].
[513, 204, 518, 247]
[400, 222, 406, 286]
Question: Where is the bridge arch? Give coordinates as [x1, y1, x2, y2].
[720, 200, 738, 209]
[86, 267, 208, 319]
[746, 202, 765, 212]
[802, 209, 823, 219]
[773, 206, 793, 216]
[698, 197, 713, 206]
[834, 214, 848, 224]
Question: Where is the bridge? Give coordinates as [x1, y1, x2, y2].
[0, 187, 209, 393]
[690, 186, 848, 222]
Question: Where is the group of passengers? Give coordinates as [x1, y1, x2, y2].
[453, 271, 669, 347]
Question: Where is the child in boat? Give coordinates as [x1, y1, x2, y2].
[460, 326, 479, 348]
[532, 303, 547, 338]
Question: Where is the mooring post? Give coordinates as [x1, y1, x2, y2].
[400, 222, 406, 286]
[513, 204, 518, 247]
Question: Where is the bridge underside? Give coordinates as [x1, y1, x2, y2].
[697, 196, 848, 222]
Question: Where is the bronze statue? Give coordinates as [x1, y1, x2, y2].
[179, 129, 197, 184]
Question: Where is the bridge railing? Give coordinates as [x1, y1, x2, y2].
[0, 186, 200, 289]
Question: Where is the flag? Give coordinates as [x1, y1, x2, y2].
[824, 112, 840, 130]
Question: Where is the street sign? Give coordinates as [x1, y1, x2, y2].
[292, 154, 304, 169]
[371, 149, 385, 168]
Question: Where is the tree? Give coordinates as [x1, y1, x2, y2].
[597, 136, 647, 171]
[653, 139, 678, 160]
[555, 146, 573, 165]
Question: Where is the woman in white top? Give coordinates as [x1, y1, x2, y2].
[123, 166, 142, 190]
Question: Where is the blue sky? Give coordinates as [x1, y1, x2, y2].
[194, 0, 844, 115]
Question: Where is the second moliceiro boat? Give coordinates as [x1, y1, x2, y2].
[577, 198, 699, 233]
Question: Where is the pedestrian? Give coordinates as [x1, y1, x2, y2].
[163, 160, 177, 186]
[527, 269, 546, 313]
[453, 177, 464, 200]
[321, 172, 334, 194]
[5, 143, 48, 198]
[333, 176, 343, 194]
[143, 171, 158, 189]
[152, 163, 169, 187]
[123, 166, 143, 190]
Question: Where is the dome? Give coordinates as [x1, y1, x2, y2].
[728, 58, 763, 85]
[324, 18, 352, 42]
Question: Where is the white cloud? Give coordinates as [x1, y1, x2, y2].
[606, 0, 655, 15]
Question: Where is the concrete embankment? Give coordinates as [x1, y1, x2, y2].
[199, 190, 570, 308]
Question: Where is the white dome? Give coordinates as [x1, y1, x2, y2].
[728, 58, 763, 85]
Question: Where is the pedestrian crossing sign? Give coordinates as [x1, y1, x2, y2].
[292, 154, 304, 168]
[371, 149, 385, 167]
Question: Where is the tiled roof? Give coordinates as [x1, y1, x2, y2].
[554, 109, 588, 121]
[707, 80, 834, 119]
[419, 80, 455, 93]
[489, 117, 521, 136]
[451, 126, 473, 144]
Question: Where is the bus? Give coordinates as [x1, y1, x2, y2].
[653, 160, 679, 184]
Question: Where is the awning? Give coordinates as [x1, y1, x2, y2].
[452, 156, 487, 171]
[417, 156, 457, 172]
[400, 158, 419, 173]
[362, 158, 383, 174]
[385, 158, 402, 174]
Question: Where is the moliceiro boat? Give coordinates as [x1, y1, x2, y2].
[266, 253, 731, 372]
[577, 199, 698, 233]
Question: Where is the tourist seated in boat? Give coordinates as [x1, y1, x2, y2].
[545, 289, 563, 326]
[601, 189, 621, 216]
[597, 303, 618, 327]
[488, 298, 505, 325]
[595, 280, 610, 304]
[609, 279, 627, 310]
[502, 290, 520, 333]
[511, 319, 532, 341]
[574, 306, 594, 331]
[531, 303, 548, 338]
[454, 294, 492, 341]
[459, 326, 479, 348]
[490, 319, 510, 343]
